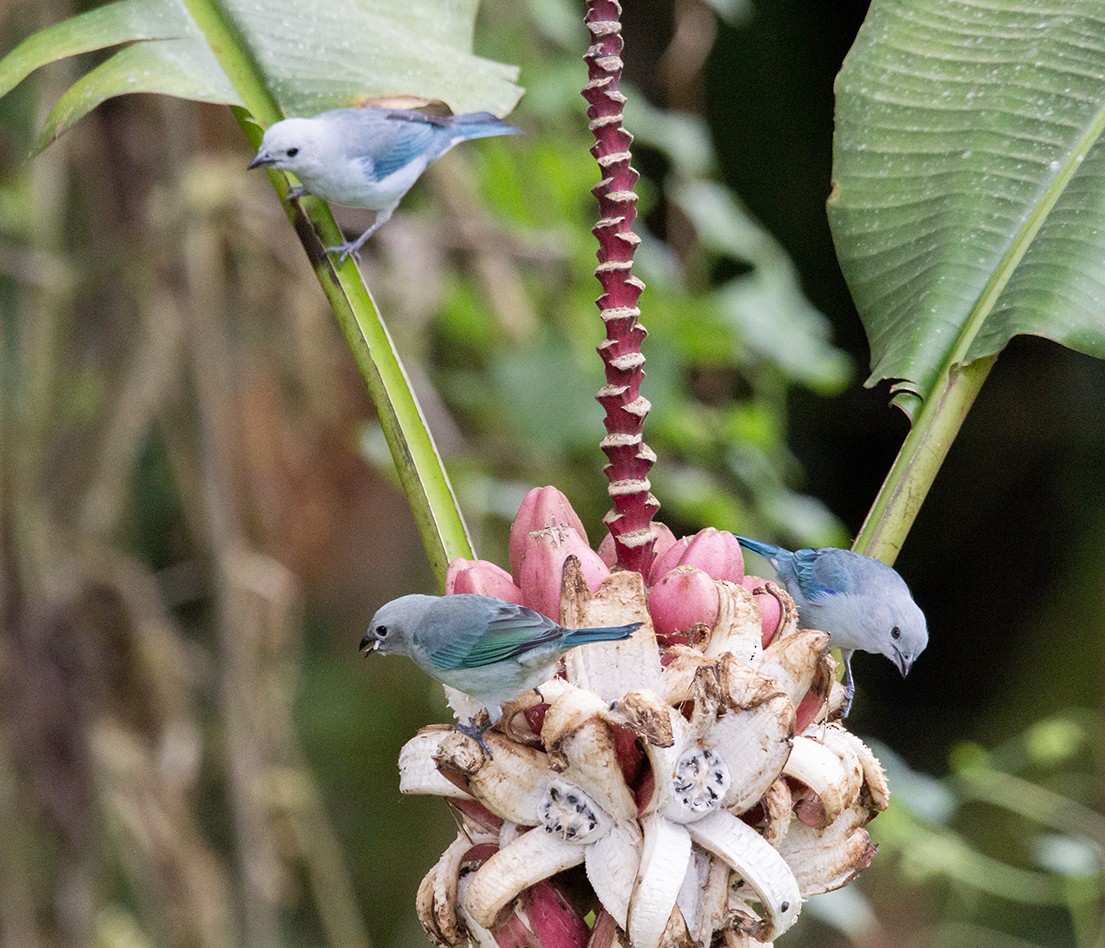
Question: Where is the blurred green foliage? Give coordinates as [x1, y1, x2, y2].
[0, 1, 1103, 947]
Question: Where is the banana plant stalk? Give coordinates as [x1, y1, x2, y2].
[583, 0, 660, 578]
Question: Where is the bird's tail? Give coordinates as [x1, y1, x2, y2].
[563, 622, 641, 646]
[450, 112, 521, 140]
[733, 535, 784, 566]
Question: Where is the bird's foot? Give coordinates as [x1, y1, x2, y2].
[325, 216, 387, 265]
[841, 680, 856, 719]
[284, 184, 309, 201]
[839, 649, 856, 719]
[455, 717, 494, 758]
[323, 240, 363, 265]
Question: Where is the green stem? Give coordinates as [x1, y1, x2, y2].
[299, 244, 475, 583]
[853, 354, 995, 565]
[176, 0, 474, 583]
[176, 0, 281, 125]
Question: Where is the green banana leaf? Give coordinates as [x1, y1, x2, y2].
[0, 0, 521, 151]
[829, 0, 1105, 559]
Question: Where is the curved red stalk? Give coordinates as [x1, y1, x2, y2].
[583, 0, 659, 577]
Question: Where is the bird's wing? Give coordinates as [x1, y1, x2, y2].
[353, 111, 443, 181]
[791, 548, 854, 602]
[426, 602, 562, 671]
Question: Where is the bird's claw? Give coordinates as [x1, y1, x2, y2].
[455, 717, 494, 758]
[284, 184, 309, 202]
[841, 682, 855, 718]
[840, 650, 856, 718]
[324, 242, 362, 265]
[325, 215, 388, 265]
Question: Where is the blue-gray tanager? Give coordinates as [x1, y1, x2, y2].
[361, 593, 640, 751]
[248, 107, 519, 262]
[734, 536, 927, 716]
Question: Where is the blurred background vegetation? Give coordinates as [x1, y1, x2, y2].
[1, 0, 1103, 945]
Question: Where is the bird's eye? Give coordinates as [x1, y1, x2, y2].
[286, 147, 299, 157]
[891, 626, 901, 640]
[375, 625, 389, 638]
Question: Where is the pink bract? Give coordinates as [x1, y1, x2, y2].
[446, 558, 524, 603]
[647, 565, 721, 636]
[648, 527, 744, 585]
[508, 487, 589, 580]
[517, 880, 590, 948]
[517, 526, 609, 622]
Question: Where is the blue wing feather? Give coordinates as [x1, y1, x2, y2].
[791, 548, 856, 601]
[426, 601, 562, 671]
[361, 118, 440, 182]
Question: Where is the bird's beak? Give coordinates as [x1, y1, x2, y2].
[247, 150, 275, 170]
[895, 650, 913, 678]
[359, 631, 379, 653]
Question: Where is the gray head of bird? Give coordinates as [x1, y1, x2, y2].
[360, 593, 434, 658]
[247, 117, 332, 177]
[867, 591, 928, 678]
